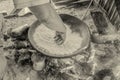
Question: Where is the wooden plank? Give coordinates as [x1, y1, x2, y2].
[54, 0, 70, 3]
[52, 0, 90, 9]
[114, 13, 119, 24]
[0, 13, 4, 47]
[54, 0, 90, 6]
[70, 0, 90, 4]
[108, 0, 114, 14]
[104, 0, 113, 12]
[111, 12, 119, 26]
[103, 0, 108, 8]
[110, 7, 116, 20]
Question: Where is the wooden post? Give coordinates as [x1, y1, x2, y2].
[0, 13, 4, 47]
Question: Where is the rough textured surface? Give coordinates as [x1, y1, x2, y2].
[1, 0, 120, 80]
[33, 23, 82, 57]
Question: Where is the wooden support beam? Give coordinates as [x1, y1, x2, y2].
[52, 0, 90, 8]
[0, 13, 4, 47]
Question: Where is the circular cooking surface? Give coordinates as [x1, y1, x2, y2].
[28, 14, 90, 57]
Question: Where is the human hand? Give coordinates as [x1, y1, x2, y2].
[54, 31, 66, 45]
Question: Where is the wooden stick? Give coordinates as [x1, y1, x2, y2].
[92, 32, 120, 44]
[8, 24, 29, 38]
[0, 13, 4, 47]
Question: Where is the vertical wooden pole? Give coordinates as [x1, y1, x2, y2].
[0, 13, 4, 47]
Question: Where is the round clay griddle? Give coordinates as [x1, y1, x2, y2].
[28, 14, 90, 58]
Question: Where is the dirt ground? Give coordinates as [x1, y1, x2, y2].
[1, 0, 120, 80]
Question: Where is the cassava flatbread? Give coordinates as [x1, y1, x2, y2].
[33, 24, 83, 56]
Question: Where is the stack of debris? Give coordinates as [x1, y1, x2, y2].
[2, 24, 93, 80]
[2, 22, 118, 80]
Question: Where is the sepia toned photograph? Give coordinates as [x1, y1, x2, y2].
[0, 0, 120, 80]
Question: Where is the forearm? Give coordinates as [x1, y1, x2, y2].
[29, 3, 66, 32]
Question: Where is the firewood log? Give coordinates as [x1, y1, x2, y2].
[92, 32, 120, 44]
[8, 24, 29, 38]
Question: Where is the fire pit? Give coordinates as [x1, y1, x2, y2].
[28, 14, 90, 57]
